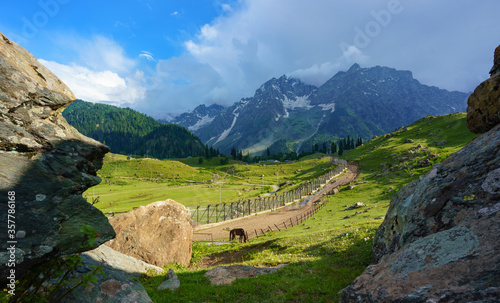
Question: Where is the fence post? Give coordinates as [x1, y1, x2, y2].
[196, 206, 199, 224]
[215, 204, 218, 223]
[207, 205, 210, 224]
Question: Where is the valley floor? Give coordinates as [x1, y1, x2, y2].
[193, 164, 359, 244]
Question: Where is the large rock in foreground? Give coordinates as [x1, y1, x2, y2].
[107, 200, 193, 267]
[0, 32, 115, 281]
[60, 245, 156, 303]
[340, 114, 500, 301]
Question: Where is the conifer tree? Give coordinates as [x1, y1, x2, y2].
[205, 145, 210, 159]
[331, 141, 337, 155]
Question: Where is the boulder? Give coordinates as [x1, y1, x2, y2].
[345, 202, 366, 210]
[59, 247, 154, 303]
[340, 123, 500, 302]
[204, 264, 287, 285]
[417, 158, 431, 167]
[107, 200, 193, 267]
[467, 45, 500, 133]
[0, 32, 115, 281]
[157, 269, 180, 291]
[82, 244, 164, 276]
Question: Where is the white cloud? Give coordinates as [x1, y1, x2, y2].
[66, 36, 136, 73]
[37, 35, 146, 106]
[39, 59, 145, 105]
[139, 51, 156, 62]
[221, 4, 232, 12]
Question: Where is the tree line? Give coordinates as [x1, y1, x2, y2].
[200, 135, 363, 165]
[63, 100, 205, 159]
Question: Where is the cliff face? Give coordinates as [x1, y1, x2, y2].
[0, 32, 115, 280]
[340, 46, 500, 302]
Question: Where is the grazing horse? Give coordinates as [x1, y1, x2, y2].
[229, 228, 248, 243]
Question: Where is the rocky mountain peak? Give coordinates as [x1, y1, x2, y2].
[347, 63, 361, 72]
[255, 74, 316, 101]
[170, 103, 226, 131]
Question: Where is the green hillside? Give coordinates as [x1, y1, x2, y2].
[135, 112, 479, 302]
[87, 153, 337, 213]
[62, 100, 205, 158]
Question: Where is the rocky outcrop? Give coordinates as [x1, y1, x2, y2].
[107, 200, 193, 267]
[204, 264, 288, 285]
[467, 44, 500, 133]
[340, 47, 500, 302]
[341, 126, 500, 302]
[0, 32, 115, 281]
[490, 45, 500, 76]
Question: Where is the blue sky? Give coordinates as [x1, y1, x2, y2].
[1, 0, 499, 117]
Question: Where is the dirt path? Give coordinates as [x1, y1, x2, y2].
[193, 164, 359, 242]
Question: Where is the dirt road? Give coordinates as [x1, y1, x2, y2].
[193, 164, 359, 242]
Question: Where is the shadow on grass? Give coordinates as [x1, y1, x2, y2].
[140, 229, 376, 303]
[197, 239, 282, 268]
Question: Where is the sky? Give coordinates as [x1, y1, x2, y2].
[1, 0, 499, 117]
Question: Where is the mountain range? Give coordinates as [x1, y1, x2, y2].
[167, 64, 469, 155]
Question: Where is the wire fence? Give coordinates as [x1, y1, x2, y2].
[193, 198, 328, 243]
[249, 198, 327, 240]
[191, 159, 347, 226]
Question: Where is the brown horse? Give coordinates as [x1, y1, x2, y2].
[229, 228, 248, 243]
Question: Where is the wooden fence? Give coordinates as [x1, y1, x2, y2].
[248, 198, 327, 240]
[191, 160, 346, 226]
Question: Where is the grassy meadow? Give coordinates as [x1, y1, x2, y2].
[130, 113, 479, 302]
[87, 153, 337, 213]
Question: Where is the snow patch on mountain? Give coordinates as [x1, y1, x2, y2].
[188, 115, 215, 131]
[318, 103, 335, 113]
[282, 95, 313, 110]
[214, 109, 240, 145]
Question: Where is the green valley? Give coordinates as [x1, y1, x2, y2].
[90, 113, 478, 302]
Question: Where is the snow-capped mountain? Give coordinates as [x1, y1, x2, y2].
[172, 104, 226, 132]
[157, 104, 226, 132]
[178, 64, 469, 155]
